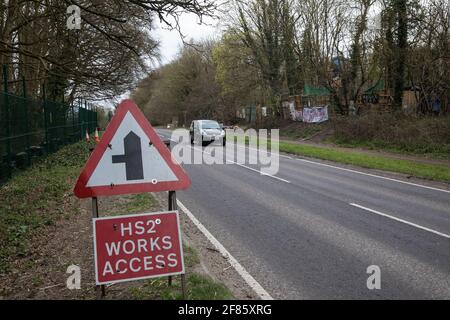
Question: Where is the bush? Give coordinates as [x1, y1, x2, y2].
[332, 112, 450, 157]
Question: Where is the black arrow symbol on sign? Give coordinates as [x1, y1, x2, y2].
[112, 131, 144, 181]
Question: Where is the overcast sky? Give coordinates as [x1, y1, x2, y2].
[107, 14, 221, 107]
[153, 13, 222, 66]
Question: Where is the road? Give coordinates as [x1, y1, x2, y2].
[158, 129, 450, 300]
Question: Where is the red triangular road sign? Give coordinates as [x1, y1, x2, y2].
[74, 100, 191, 199]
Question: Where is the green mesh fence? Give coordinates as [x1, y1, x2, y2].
[0, 83, 97, 183]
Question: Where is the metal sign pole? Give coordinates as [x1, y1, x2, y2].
[168, 191, 187, 299]
[92, 197, 106, 299]
[168, 191, 175, 287]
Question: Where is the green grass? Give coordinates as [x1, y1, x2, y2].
[231, 134, 450, 182]
[130, 273, 233, 300]
[108, 194, 158, 216]
[331, 114, 450, 159]
[279, 142, 450, 182]
[0, 141, 92, 274]
[330, 137, 450, 160]
[281, 124, 324, 140]
[183, 246, 201, 269]
[130, 246, 233, 300]
[0, 142, 234, 300]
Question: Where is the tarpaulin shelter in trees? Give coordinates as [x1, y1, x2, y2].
[281, 85, 331, 123]
[302, 84, 331, 107]
[362, 80, 385, 104]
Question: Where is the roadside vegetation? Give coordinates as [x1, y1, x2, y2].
[130, 273, 233, 300]
[130, 246, 233, 300]
[134, 0, 448, 125]
[275, 113, 450, 159]
[278, 142, 450, 182]
[280, 122, 327, 141]
[331, 114, 450, 159]
[108, 194, 159, 217]
[0, 141, 234, 300]
[0, 141, 90, 274]
[2, 1, 216, 101]
[233, 133, 450, 182]
[131, 0, 448, 171]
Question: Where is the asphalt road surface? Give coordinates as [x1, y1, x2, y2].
[158, 129, 450, 300]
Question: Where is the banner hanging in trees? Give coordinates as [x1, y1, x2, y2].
[302, 106, 329, 123]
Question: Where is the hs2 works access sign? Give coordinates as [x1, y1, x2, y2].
[93, 211, 184, 285]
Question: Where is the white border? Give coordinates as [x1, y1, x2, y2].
[92, 211, 185, 286]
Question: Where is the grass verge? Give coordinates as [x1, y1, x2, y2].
[329, 138, 450, 160]
[331, 114, 450, 159]
[130, 246, 233, 300]
[279, 142, 450, 182]
[107, 194, 158, 216]
[231, 134, 450, 182]
[1, 141, 234, 300]
[0, 141, 92, 274]
[281, 123, 326, 140]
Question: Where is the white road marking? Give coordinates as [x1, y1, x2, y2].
[191, 145, 291, 184]
[245, 145, 294, 160]
[350, 203, 450, 239]
[163, 132, 450, 193]
[234, 141, 450, 193]
[296, 158, 450, 194]
[230, 161, 291, 184]
[177, 200, 274, 300]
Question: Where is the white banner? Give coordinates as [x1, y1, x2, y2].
[302, 106, 329, 123]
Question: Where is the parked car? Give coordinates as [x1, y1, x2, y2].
[190, 120, 226, 147]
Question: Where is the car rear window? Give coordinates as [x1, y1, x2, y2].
[201, 121, 220, 129]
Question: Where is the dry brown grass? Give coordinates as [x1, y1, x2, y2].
[331, 112, 450, 158]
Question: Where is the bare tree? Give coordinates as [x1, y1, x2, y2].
[0, 0, 218, 101]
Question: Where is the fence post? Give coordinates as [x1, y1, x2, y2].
[22, 76, 31, 165]
[81, 99, 84, 138]
[78, 98, 82, 140]
[3, 65, 11, 178]
[62, 97, 65, 145]
[71, 103, 76, 142]
[85, 100, 89, 134]
[42, 84, 49, 153]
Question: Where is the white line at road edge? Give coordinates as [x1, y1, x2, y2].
[350, 203, 450, 239]
[296, 158, 450, 194]
[177, 200, 274, 300]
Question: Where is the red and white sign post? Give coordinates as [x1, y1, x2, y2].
[74, 100, 191, 298]
[93, 211, 184, 285]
